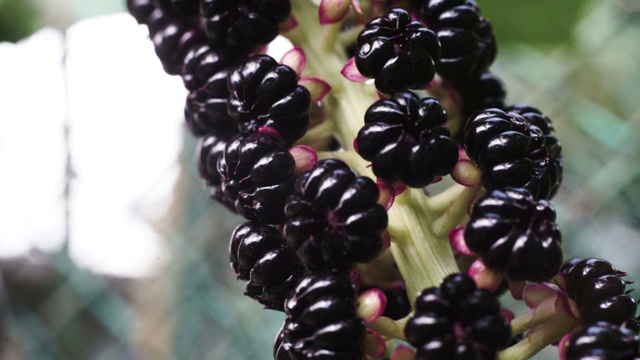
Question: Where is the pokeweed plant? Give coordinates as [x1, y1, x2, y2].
[126, 0, 639, 359]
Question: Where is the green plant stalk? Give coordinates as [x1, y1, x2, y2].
[498, 310, 578, 360]
[287, 1, 461, 300]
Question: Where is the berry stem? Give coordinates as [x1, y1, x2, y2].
[369, 316, 408, 341]
[287, 1, 377, 152]
[388, 189, 459, 302]
[498, 310, 577, 360]
[288, 0, 459, 308]
[510, 297, 563, 337]
[431, 185, 482, 237]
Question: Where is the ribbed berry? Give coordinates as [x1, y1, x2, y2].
[355, 8, 440, 95]
[405, 274, 511, 360]
[196, 130, 235, 209]
[145, 8, 205, 75]
[564, 258, 637, 325]
[421, 0, 496, 80]
[464, 187, 563, 282]
[452, 71, 506, 123]
[283, 273, 365, 359]
[185, 66, 237, 137]
[181, 43, 239, 91]
[229, 222, 305, 310]
[227, 55, 311, 147]
[155, 0, 199, 16]
[283, 159, 387, 271]
[127, 0, 155, 24]
[563, 322, 640, 360]
[356, 91, 458, 187]
[507, 104, 563, 199]
[464, 107, 562, 200]
[201, 0, 291, 54]
[218, 132, 295, 224]
[274, 325, 293, 360]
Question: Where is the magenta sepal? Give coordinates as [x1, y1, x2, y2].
[341, 57, 369, 82]
[319, 0, 352, 25]
[289, 145, 318, 175]
[280, 46, 306, 76]
[449, 227, 474, 256]
[299, 77, 332, 102]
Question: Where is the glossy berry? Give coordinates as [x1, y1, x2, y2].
[227, 55, 311, 147]
[564, 258, 637, 326]
[155, 0, 199, 16]
[229, 222, 304, 310]
[356, 91, 458, 187]
[451, 71, 506, 125]
[464, 187, 563, 282]
[274, 325, 293, 360]
[282, 273, 365, 359]
[355, 8, 440, 95]
[405, 273, 511, 360]
[507, 104, 563, 199]
[145, 7, 205, 75]
[185, 66, 237, 137]
[201, 0, 291, 54]
[283, 159, 387, 271]
[464, 107, 562, 200]
[181, 43, 239, 91]
[127, 0, 154, 24]
[196, 130, 235, 210]
[563, 322, 640, 360]
[421, 0, 496, 80]
[218, 132, 295, 224]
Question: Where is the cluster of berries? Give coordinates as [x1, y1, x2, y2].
[127, 0, 638, 359]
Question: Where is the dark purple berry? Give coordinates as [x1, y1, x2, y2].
[227, 55, 311, 147]
[283, 159, 387, 271]
[145, 8, 205, 75]
[564, 258, 637, 325]
[218, 132, 295, 224]
[356, 91, 458, 187]
[274, 325, 293, 360]
[464, 187, 563, 282]
[196, 130, 236, 209]
[405, 273, 511, 360]
[355, 8, 440, 95]
[155, 0, 199, 16]
[564, 322, 640, 360]
[181, 43, 239, 91]
[229, 222, 304, 310]
[507, 104, 563, 199]
[464, 107, 562, 200]
[185, 67, 238, 137]
[127, 0, 155, 24]
[421, 0, 496, 80]
[450, 71, 507, 141]
[201, 0, 291, 54]
[283, 273, 365, 359]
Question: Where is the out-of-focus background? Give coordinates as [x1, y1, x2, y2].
[0, 1, 639, 359]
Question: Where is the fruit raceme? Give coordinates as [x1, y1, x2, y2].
[126, 0, 639, 359]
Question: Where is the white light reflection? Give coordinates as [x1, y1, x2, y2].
[65, 14, 184, 277]
[0, 29, 67, 258]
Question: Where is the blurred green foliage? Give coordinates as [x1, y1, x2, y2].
[482, 0, 589, 49]
[0, 0, 37, 42]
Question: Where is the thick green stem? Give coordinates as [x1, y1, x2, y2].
[369, 316, 408, 341]
[499, 310, 577, 360]
[287, 0, 459, 308]
[388, 189, 459, 301]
